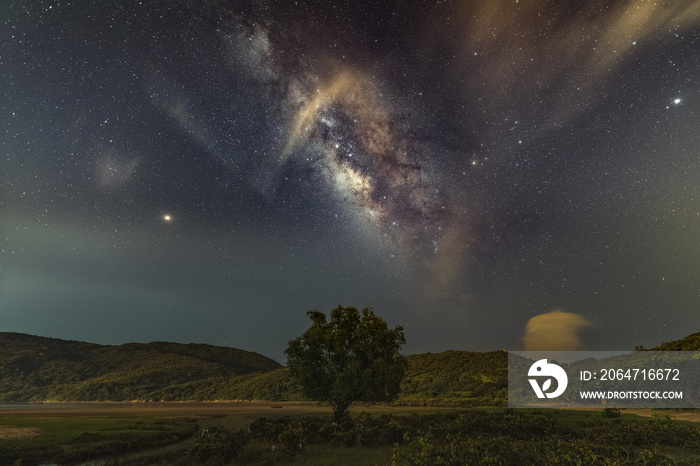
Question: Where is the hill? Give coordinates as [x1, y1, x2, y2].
[150, 350, 510, 406]
[397, 350, 508, 406]
[648, 332, 700, 351]
[3, 331, 693, 404]
[0, 332, 509, 405]
[0, 332, 511, 405]
[0, 332, 281, 402]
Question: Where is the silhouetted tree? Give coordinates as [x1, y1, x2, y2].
[285, 306, 406, 422]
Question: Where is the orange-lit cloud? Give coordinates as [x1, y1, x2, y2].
[523, 310, 593, 351]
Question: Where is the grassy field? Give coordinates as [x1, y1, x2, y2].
[0, 408, 198, 465]
[1, 403, 699, 465]
[0, 402, 445, 465]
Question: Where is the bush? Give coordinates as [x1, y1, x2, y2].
[277, 423, 308, 451]
[392, 432, 627, 466]
[651, 411, 673, 422]
[241, 410, 700, 465]
[189, 426, 249, 463]
[602, 407, 621, 418]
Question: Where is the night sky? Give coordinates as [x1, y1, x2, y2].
[2, 0, 700, 362]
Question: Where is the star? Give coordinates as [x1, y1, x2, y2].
[666, 97, 683, 109]
[162, 214, 173, 222]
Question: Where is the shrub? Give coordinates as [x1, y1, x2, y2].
[651, 411, 673, 422]
[392, 432, 627, 466]
[189, 426, 249, 463]
[277, 423, 308, 451]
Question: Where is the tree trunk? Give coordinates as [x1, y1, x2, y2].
[332, 400, 351, 423]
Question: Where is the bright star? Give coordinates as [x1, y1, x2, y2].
[163, 214, 172, 222]
[673, 98, 682, 105]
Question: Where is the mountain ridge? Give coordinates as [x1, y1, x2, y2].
[0, 332, 282, 402]
[648, 332, 700, 351]
[1, 331, 695, 404]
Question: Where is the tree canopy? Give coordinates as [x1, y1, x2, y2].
[284, 306, 406, 421]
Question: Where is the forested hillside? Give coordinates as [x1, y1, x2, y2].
[0, 332, 511, 405]
[398, 350, 508, 406]
[648, 332, 700, 351]
[0, 332, 281, 402]
[1, 332, 693, 404]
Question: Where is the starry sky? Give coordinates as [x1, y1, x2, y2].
[2, 0, 700, 362]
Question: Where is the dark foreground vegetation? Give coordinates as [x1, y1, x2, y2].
[187, 410, 700, 465]
[3, 408, 699, 465]
[0, 413, 197, 465]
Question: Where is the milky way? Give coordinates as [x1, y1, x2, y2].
[219, 14, 456, 266]
[2, 0, 700, 358]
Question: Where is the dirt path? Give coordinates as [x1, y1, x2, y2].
[0, 401, 326, 416]
[0, 401, 444, 417]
